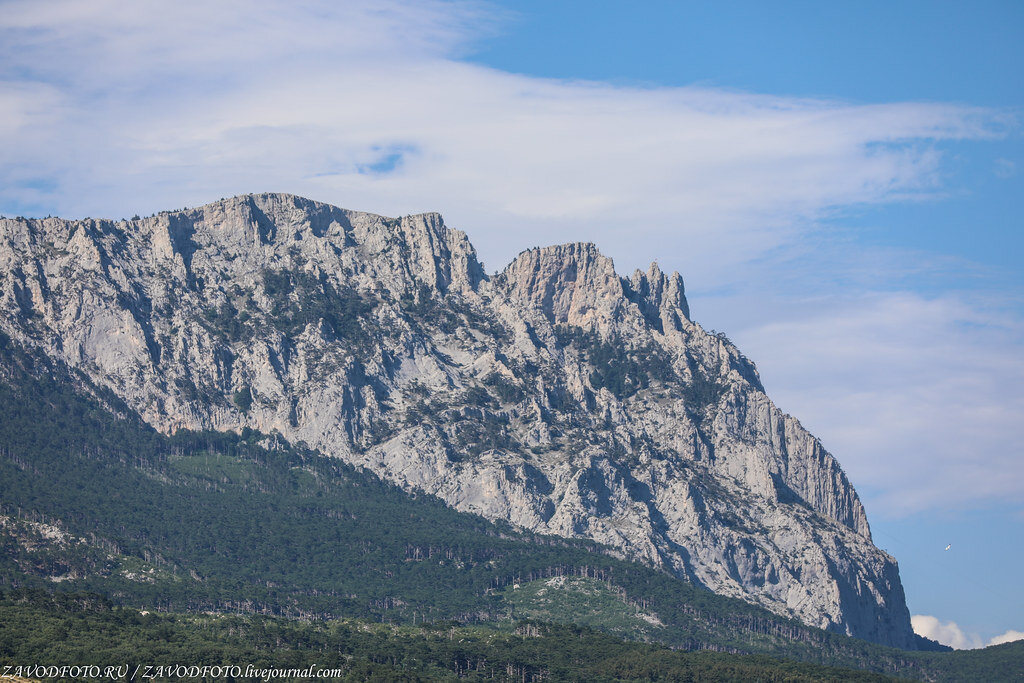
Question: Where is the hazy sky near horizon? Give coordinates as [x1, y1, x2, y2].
[0, 0, 1021, 646]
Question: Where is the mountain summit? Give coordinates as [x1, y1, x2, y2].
[0, 193, 914, 647]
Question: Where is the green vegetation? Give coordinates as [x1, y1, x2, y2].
[400, 284, 510, 341]
[448, 412, 513, 459]
[203, 300, 252, 343]
[0, 590, 900, 682]
[682, 366, 728, 415]
[0, 338, 1021, 680]
[400, 284, 461, 334]
[484, 373, 526, 404]
[261, 268, 377, 345]
[551, 324, 727, 413]
[232, 385, 253, 413]
[553, 325, 675, 399]
[169, 451, 261, 487]
[503, 576, 666, 642]
[462, 384, 494, 408]
[503, 577, 1024, 682]
[912, 640, 1024, 682]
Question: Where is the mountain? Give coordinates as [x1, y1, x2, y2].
[0, 336, 953, 679]
[0, 192, 912, 647]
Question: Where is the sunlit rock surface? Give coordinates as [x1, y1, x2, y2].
[0, 193, 915, 647]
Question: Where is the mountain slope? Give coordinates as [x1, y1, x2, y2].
[0, 335, 955, 678]
[0, 351, 1014, 683]
[0, 193, 911, 646]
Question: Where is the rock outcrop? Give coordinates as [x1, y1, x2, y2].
[0, 193, 917, 647]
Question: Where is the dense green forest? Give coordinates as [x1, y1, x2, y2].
[0, 590, 900, 682]
[3, 592, 1021, 682]
[1, 333, 1021, 681]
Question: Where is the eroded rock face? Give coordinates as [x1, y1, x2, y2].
[0, 193, 916, 647]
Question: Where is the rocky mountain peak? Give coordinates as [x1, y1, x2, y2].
[0, 194, 918, 648]
[627, 262, 690, 322]
[389, 211, 485, 296]
[132, 193, 485, 298]
[499, 242, 625, 330]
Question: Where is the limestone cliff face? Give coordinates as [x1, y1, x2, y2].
[0, 193, 915, 647]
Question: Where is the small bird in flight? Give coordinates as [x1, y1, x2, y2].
[944, 544, 952, 551]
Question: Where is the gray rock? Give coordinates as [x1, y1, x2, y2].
[0, 193, 916, 647]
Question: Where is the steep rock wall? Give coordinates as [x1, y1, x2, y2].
[0, 193, 916, 647]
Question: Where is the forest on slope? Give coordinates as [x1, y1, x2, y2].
[1, 332, 1021, 680]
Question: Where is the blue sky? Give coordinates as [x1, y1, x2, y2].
[0, 0, 1020, 647]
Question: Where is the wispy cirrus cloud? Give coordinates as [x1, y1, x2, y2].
[0, 0, 1006, 279]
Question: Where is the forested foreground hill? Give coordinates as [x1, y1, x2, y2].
[2, 594, 1022, 683]
[0, 592, 899, 683]
[1, 334, 1021, 681]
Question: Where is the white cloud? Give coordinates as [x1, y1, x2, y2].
[994, 158, 1016, 178]
[913, 616, 1024, 649]
[988, 630, 1024, 646]
[0, 0, 1021, 520]
[913, 615, 983, 649]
